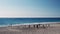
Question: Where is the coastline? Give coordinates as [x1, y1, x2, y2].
[0, 22, 60, 27]
[0, 22, 60, 34]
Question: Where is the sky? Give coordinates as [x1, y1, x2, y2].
[0, 0, 60, 18]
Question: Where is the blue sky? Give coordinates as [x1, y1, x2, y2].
[0, 0, 60, 17]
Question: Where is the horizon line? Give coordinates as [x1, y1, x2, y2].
[0, 16, 60, 18]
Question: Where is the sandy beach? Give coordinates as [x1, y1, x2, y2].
[0, 23, 60, 34]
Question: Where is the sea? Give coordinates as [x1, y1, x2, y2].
[0, 18, 60, 27]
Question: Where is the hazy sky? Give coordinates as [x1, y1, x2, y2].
[0, 0, 60, 17]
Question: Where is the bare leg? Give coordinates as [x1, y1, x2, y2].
[36, 25, 39, 28]
[33, 25, 35, 28]
[28, 25, 30, 28]
[43, 24, 45, 28]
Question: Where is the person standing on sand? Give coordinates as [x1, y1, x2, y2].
[28, 25, 30, 28]
[33, 25, 35, 28]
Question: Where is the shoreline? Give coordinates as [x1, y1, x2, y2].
[0, 22, 60, 34]
[0, 22, 60, 27]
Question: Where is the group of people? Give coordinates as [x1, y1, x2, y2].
[28, 24, 50, 28]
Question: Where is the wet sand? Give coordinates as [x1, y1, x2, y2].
[0, 23, 60, 34]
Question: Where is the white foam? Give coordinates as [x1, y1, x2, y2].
[0, 24, 9, 27]
[10, 22, 60, 26]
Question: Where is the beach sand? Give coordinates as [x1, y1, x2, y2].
[0, 23, 60, 34]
